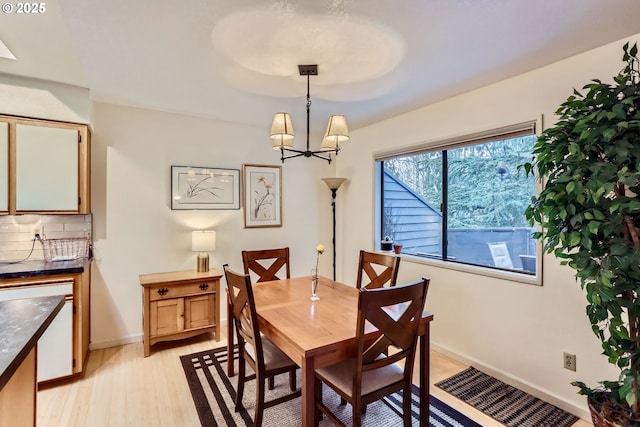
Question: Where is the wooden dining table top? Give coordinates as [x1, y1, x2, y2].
[252, 275, 433, 368]
[252, 275, 360, 366]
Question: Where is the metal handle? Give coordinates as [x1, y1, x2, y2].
[157, 288, 168, 296]
[199, 283, 209, 291]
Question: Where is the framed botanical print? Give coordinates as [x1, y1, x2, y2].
[171, 166, 240, 210]
[242, 164, 282, 228]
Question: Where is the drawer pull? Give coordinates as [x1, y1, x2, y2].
[199, 283, 209, 291]
[157, 288, 169, 296]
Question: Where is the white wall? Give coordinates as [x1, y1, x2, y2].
[89, 102, 337, 348]
[335, 35, 640, 419]
[0, 73, 90, 123]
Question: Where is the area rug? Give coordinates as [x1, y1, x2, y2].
[435, 366, 579, 427]
[180, 346, 483, 427]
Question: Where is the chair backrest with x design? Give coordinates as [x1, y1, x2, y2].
[356, 250, 400, 289]
[223, 264, 263, 368]
[355, 277, 429, 399]
[242, 247, 290, 283]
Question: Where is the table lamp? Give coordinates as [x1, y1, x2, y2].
[192, 230, 216, 272]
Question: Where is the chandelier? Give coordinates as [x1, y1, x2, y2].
[270, 65, 349, 164]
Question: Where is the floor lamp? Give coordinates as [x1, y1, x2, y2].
[321, 177, 347, 280]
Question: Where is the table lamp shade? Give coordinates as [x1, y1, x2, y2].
[192, 230, 216, 251]
[192, 231, 216, 272]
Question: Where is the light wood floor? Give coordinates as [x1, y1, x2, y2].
[37, 333, 592, 427]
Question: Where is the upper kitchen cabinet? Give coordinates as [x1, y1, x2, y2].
[0, 115, 91, 214]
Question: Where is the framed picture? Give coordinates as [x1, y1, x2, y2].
[242, 164, 282, 228]
[171, 166, 240, 210]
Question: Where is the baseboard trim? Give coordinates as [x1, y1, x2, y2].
[88, 320, 230, 351]
[431, 343, 590, 422]
[89, 333, 142, 351]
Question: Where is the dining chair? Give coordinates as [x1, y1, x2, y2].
[355, 249, 400, 289]
[228, 247, 291, 377]
[223, 264, 300, 427]
[313, 277, 430, 427]
[242, 247, 291, 282]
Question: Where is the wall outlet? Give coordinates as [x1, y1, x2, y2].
[563, 352, 576, 371]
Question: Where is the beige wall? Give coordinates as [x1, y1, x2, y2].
[0, 73, 90, 123]
[335, 35, 640, 419]
[89, 102, 336, 348]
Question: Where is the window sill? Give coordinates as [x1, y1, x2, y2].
[397, 252, 542, 286]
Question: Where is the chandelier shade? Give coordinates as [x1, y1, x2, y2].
[271, 65, 349, 164]
[320, 115, 349, 152]
[270, 112, 295, 140]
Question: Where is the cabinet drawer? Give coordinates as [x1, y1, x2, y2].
[0, 283, 73, 300]
[149, 281, 215, 301]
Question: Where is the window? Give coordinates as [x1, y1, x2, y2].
[376, 122, 538, 275]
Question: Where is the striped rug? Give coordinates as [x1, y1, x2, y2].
[180, 346, 483, 427]
[435, 366, 579, 427]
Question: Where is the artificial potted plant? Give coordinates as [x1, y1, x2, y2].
[520, 43, 640, 425]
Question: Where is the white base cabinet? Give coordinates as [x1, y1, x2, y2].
[0, 268, 90, 385]
[0, 282, 73, 382]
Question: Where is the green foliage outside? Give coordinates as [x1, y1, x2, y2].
[384, 136, 535, 228]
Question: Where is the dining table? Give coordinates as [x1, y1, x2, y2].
[244, 275, 434, 427]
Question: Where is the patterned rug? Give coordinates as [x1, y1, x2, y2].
[435, 366, 579, 427]
[180, 346, 483, 427]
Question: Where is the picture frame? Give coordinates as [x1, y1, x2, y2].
[242, 164, 282, 228]
[171, 166, 240, 210]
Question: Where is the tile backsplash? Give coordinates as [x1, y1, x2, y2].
[0, 214, 92, 262]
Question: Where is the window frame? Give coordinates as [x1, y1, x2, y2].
[374, 120, 543, 286]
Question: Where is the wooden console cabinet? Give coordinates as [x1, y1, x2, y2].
[139, 269, 221, 357]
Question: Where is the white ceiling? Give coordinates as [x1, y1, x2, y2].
[1, 0, 640, 133]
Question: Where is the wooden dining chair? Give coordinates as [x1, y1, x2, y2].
[228, 247, 291, 377]
[223, 264, 300, 427]
[242, 247, 291, 282]
[356, 250, 400, 289]
[313, 277, 430, 427]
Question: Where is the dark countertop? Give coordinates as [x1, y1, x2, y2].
[0, 295, 65, 391]
[0, 258, 89, 280]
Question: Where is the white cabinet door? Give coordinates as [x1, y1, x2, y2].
[0, 283, 74, 382]
[15, 124, 78, 211]
[0, 122, 7, 212]
[36, 300, 73, 381]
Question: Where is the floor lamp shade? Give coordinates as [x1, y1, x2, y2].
[192, 230, 216, 272]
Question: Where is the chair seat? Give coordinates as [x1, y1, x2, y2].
[316, 359, 404, 398]
[245, 335, 298, 372]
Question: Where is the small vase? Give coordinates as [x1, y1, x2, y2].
[310, 268, 320, 301]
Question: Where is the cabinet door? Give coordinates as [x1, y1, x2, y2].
[15, 123, 78, 211]
[0, 347, 36, 427]
[37, 300, 73, 381]
[0, 121, 7, 212]
[0, 282, 74, 382]
[150, 298, 185, 336]
[184, 294, 215, 330]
